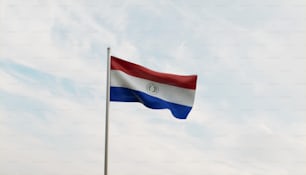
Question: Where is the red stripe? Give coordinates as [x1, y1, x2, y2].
[111, 56, 197, 89]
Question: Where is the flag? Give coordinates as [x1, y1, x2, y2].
[110, 56, 197, 119]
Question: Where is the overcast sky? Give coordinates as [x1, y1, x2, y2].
[0, 0, 305, 174]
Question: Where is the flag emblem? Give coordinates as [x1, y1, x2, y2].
[146, 83, 159, 94]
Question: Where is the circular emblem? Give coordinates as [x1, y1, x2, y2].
[146, 83, 159, 94]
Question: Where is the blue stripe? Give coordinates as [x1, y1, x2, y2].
[110, 87, 192, 119]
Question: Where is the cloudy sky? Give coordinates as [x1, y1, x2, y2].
[0, 0, 305, 174]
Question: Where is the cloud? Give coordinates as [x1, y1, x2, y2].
[0, 0, 305, 174]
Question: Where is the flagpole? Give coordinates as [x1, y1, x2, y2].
[104, 47, 111, 175]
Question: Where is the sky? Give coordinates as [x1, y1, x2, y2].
[0, 0, 305, 174]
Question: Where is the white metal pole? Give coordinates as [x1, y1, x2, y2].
[104, 47, 111, 175]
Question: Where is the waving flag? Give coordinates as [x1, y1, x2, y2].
[110, 56, 197, 119]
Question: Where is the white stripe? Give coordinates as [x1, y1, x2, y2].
[110, 70, 196, 106]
